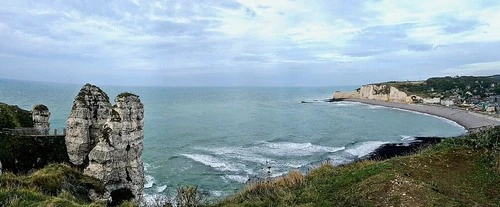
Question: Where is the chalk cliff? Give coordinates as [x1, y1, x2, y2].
[32, 104, 50, 135]
[334, 85, 420, 103]
[66, 84, 111, 167]
[65, 84, 144, 204]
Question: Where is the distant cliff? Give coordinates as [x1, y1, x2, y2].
[334, 84, 420, 103]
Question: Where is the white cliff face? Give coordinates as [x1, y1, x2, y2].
[334, 85, 420, 103]
[85, 94, 145, 204]
[65, 84, 145, 204]
[32, 104, 50, 135]
[65, 84, 111, 166]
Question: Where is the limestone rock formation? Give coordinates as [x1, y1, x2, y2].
[32, 104, 51, 135]
[66, 84, 111, 167]
[334, 84, 422, 103]
[65, 84, 145, 204]
[85, 93, 145, 204]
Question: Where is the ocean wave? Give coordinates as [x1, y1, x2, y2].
[367, 105, 386, 109]
[144, 175, 155, 189]
[331, 101, 363, 106]
[181, 153, 245, 172]
[327, 155, 354, 166]
[257, 141, 345, 156]
[156, 185, 167, 193]
[400, 135, 415, 141]
[345, 141, 388, 158]
[224, 174, 249, 183]
[200, 146, 269, 165]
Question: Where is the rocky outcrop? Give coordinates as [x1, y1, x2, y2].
[66, 84, 111, 167]
[334, 84, 421, 103]
[85, 93, 145, 204]
[32, 104, 50, 135]
[65, 84, 145, 204]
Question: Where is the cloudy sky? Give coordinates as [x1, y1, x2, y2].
[1, 0, 500, 86]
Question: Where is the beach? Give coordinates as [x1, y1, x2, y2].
[345, 98, 500, 130]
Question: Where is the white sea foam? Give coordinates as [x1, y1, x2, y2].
[368, 105, 386, 109]
[345, 141, 388, 158]
[144, 162, 160, 173]
[327, 155, 353, 166]
[331, 101, 362, 106]
[143, 193, 169, 206]
[400, 135, 415, 141]
[156, 185, 167, 193]
[258, 142, 345, 156]
[210, 190, 225, 197]
[144, 175, 155, 189]
[181, 153, 244, 172]
[201, 146, 269, 165]
[224, 174, 249, 183]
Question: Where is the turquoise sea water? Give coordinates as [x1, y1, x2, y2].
[0, 79, 466, 199]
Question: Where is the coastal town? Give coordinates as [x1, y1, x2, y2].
[335, 75, 500, 117]
[400, 76, 500, 114]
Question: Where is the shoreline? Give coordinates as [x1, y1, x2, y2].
[344, 98, 500, 131]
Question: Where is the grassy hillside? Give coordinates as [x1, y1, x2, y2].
[383, 75, 500, 98]
[0, 164, 106, 207]
[214, 127, 500, 207]
[0, 102, 34, 129]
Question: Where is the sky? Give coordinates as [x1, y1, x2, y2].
[1, 0, 500, 86]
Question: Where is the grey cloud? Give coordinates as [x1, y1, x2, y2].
[407, 44, 433, 51]
[341, 24, 414, 57]
[1, 0, 499, 86]
[442, 18, 482, 34]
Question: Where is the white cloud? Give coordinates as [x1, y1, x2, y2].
[0, 0, 499, 86]
[442, 61, 500, 76]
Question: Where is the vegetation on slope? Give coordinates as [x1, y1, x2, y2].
[214, 127, 500, 207]
[0, 102, 34, 129]
[0, 133, 69, 174]
[0, 164, 106, 207]
[384, 75, 500, 98]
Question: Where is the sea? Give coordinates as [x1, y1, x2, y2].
[0, 79, 466, 200]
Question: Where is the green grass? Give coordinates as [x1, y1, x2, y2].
[0, 164, 106, 207]
[0, 102, 34, 129]
[214, 127, 500, 207]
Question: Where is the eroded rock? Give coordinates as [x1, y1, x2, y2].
[66, 84, 111, 167]
[65, 84, 144, 204]
[32, 104, 50, 135]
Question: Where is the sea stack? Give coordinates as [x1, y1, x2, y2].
[32, 104, 50, 135]
[66, 84, 111, 167]
[65, 84, 145, 204]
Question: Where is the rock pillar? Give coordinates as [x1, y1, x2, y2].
[65, 84, 145, 204]
[32, 104, 50, 135]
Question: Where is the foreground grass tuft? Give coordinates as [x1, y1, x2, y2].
[0, 163, 106, 207]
